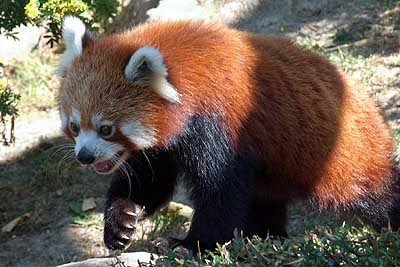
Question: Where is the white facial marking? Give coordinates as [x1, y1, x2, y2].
[60, 109, 67, 131]
[124, 46, 181, 103]
[75, 129, 123, 161]
[120, 120, 157, 149]
[59, 16, 86, 76]
[70, 107, 81, 124]
[91, 112, 102, 128]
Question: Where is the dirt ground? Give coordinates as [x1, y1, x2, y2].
[0, 1, 399, 266]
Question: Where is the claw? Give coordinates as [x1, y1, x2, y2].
[125, 211, 136, 216]
[117, 241, 125, 247]
[120, 234, 130, 240]
[124, 223, 135, 229]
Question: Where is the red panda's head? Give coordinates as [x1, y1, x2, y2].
[58, 17, 182, 174]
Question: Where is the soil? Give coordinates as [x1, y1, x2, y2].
[0, 1, 399, 266]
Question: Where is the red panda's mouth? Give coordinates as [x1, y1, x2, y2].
[92, 151, 127, 174]
[93, 159, 114, 173]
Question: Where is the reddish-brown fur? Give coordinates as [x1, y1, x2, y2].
[60, 20, 396, 212]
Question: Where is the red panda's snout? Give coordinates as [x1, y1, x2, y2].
[60, 107, 160, 174]
[63, 114, 129, 174]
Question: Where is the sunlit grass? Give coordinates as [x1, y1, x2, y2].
[156, 224, 400, 267]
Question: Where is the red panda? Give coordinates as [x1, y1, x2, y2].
[58, 17, 399, 251]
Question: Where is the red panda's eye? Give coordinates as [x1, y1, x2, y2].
[99, 125, 113, 137]
[70, 122, 80, 136]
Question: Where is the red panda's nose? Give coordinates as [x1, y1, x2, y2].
[77, 147, 95, 164]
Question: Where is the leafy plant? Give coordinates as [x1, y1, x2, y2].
[69, 200, 103, 228]
[0, 83, 21, 145]
[394, 130, 400, 143]
[156, 224, 400, 267]
[148, 206, 190, 240]
[0, 0, 119, 47]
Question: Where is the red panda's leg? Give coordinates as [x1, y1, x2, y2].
[174, 114, 255, 251]
[181, 163, 253, 251]
[244, 197, 288, 238]
[104, 150, 178, 251]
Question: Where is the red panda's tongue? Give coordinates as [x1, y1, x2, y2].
[93, 160, 113, 173]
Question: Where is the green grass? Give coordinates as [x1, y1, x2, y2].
[395, 130, 400, 143]
[296, 36, 366, 72]
[332, 20, 373, 45]
[147, 207, 190, 241]
[156, 225, 400, 267]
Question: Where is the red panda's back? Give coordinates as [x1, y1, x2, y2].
[245, 35, 394, 207]
[93, 21, 395, 208]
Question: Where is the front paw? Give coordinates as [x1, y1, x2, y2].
[104, 198, 143, 251]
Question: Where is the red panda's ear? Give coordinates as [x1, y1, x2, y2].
[124, 46, 181, 103]
[58, 16, 93, 76]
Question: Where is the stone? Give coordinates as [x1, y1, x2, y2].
[0, 24, 42, 62]
[57, 252, 158, 267]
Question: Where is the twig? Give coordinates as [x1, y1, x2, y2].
[240, 232, 254, 265]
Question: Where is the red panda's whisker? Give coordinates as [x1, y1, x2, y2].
[141, 151, 154, 183]
[46, 144, 74, 174]
[111, 156, 134, 199]
[47, 144, 75, 160]
[57, 150, 76, 177]
[60, 156, 79, 179]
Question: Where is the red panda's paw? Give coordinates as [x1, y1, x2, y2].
[103, 199, 142, 251]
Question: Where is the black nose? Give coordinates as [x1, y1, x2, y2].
[77, 147, 95, 164]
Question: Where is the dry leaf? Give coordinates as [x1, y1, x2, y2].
[1, 212, 31, 233]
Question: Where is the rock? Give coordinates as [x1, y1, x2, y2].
[56, 252, 158, 267]
[168, 202, 193, 219]
[147, 0, 210, 21]
[82, 198, 97, 212]
[0, 24, 42, 62]
[106, 0, 160, 33]
[56, 189, 63, 197]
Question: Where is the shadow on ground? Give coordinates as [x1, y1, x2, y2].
[233, 0, 400, 57]
[0, 136, 110, 266]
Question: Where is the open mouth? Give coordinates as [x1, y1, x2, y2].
[92, 151, 126, 174]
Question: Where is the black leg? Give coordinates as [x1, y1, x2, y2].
[104, 149, 178, 251]
[244, 197, 288, 239]
[106, 149, 178, 215]
[182, 174, 252, 251]
[172, 114, 257, 251]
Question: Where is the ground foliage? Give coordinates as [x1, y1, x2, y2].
[156, 225, 400, 267]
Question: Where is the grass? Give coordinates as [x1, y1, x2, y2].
[296, 36, 367, 73]
[156, 226, 400, 267]
[395, 130, 400, 143]
[0, 138, 107, 240]
[332, 20, 373, 45]
[6, 49, 59, 112]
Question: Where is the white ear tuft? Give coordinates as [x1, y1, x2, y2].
[58, 16, 86, 76]
[124, 46, 181, 103]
